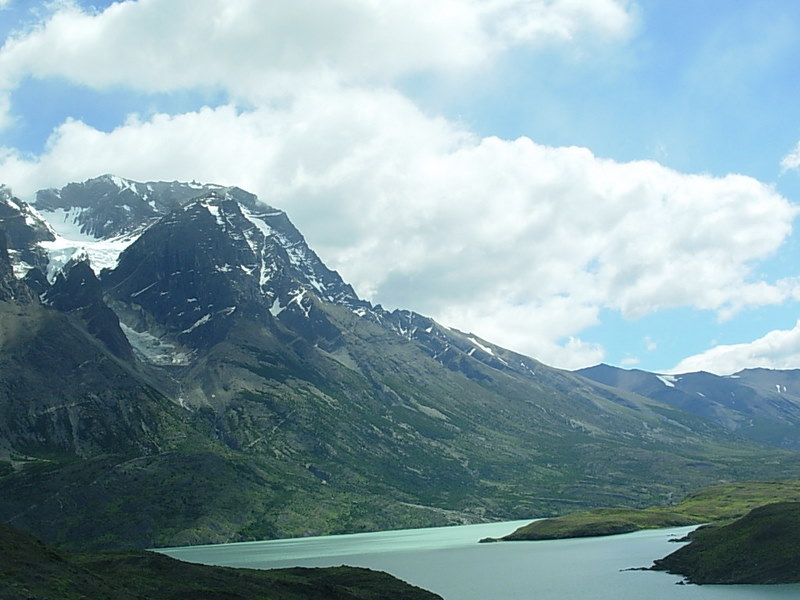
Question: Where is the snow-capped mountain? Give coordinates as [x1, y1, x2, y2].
[30, 176, 248, 279]
[17, 174, 540, 381]
[2, 175, 800, 552]
[34, 174, 247, 239]
[102, 190, 362, 355]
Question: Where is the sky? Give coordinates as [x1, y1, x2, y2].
[1, 0, 800, 375]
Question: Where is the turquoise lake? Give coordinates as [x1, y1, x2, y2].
[159, 520, 800, 599]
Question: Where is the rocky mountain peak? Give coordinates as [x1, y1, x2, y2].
[0, 229, 36, 304]
[0, 188, 54, 276]
[33, 175, 251, 240]
[101, 187, 362, 351]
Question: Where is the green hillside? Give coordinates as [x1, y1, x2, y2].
[0, 523, 441, 600]
[652, 502, 800, 584]
[492, 479, 800, 541]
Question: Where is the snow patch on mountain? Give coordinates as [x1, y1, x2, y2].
[130, 281, 158, 298]
[183, 314, 212, 334]
[40, 230, 139, 280]
[7, 251, 33, 279]
[41, 207, 98, 241]
[657, 374, 679, 388]
[240, 206, 276, 240]
[119, 322, 193, 366]
[240, 206, 278, 289]
[270, 297, 285, 317]
[202, 202, 227, 228]
[469, 336, 494, 356]
[108, 174, 137, 193]
[289, 290, 311, 317]
[2, 195, 20, 212]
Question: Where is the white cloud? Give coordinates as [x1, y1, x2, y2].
[781, 141, 800, 173]
[439, 295, 605, 370]
[480, 0, 634, 46]
[1, 0, 798, 371]
[669, 321, 800, 375]
[0, 0, 635, 127]
[1, 91, 797, 369]
[0, 0, 483, 94]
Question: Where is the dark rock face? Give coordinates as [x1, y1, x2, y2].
[0, 230, 36, 304]
[0, 298, 178, 460]
[44, 257, 134, 361]
[0, 185, 53, 275]
[22, 267, 50, 296]
[101, 191, 361, 352]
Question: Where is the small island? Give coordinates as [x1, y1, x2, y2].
[481, 479, 800, 543]
[481, 506, 700, 542]
[480, 480, 800, 585]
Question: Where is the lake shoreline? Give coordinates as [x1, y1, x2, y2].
[158, 520, 800, 599]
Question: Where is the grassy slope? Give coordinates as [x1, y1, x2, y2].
[652, 502, 800, 584]
[0, 523, 442, 600]
[493, 479, 800, 541]
[6, 298, 800, 551]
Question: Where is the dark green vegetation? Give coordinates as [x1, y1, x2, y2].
[487, 507, 700, 541]
[652, 502, 800, 584]
[3, 177, 800, 552]
[492, 479, 800, 541]
[0, 523, 442, 599]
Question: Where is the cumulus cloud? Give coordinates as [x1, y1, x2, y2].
[669, 321, 800, 375]
[0, 0, 634, 124]
[1, 92, 797, 369]
[0, 0, 798, 370]
[0, 0, 483, 95]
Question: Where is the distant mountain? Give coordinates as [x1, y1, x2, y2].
[578, 364, 800, 449]
[2, 175, 800, 551]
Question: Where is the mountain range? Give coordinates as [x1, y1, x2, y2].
[1, 175, 800, 551]
[578, 364, 800, 449]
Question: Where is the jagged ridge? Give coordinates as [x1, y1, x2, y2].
[1, 175, 800, 551]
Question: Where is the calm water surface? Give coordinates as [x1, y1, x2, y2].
[159, 520, 800, 600]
